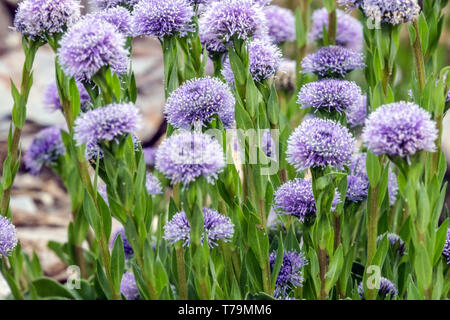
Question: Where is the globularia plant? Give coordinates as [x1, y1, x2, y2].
[0, 0, 448, 301]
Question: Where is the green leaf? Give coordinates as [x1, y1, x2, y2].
[270, 240, 284, 290]
[415, 244, 432, 291]
[111, 234, 125, 293]
[267, 85, 279, 126]
[366, 152, 381, 186]
[325, 245, 343, 292]
[32, 278, 76, 300]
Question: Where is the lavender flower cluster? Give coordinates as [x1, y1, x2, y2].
[0, 216, 18, 258]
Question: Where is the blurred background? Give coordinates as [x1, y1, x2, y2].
[0, 0, 449, 295]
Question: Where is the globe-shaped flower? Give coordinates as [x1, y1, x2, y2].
[346, 153, 370, 203]
[120, 272, 140, 300]
[164, 77, 235, 129]
[164, 208, 234, 247]
[143, 147, 157, 166]
[24, 126, 66, 175]
[199, 0, 267, 55]
[377, 233, 406, 257]
[270, 250, 307, 298]
[274, 178, 340, 222]
[358, 277, 398, 300]
[0, 216, 18, 258]
[155, 131, 225, 186]
[362, 102, 438, 158]
[43, 82, 90, 112]
[301, 45, 365, 78]
[222, 39, 281, 84]
[309, 8, 363, 51]
[14, 0, 81, 39]
[287, 117, 355, 171]
[146, 173, 162, 195]
[346, 94, 367, 128]
[132, 0, 194, 39]
[95, 0, 139, 9]
[109, 227, 134, 258]
[297, 79, 363, 114]
[443, 228, 450, 264]
[362, 0, 421, 25]
[74, 103, 141, 148]
[264, 5, 296, 44]
[91, 6, 133, 36]
[57, 17, 129, 81]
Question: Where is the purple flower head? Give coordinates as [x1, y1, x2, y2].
[91, 6, 132, 36]
[109, 227, 134, 258]
[264, 5, 296, 44]
[95, 0, 139, 9]
[120, 272, 140, 300]
[297, 79, 363, 114]
[346, 94, 367, 128]
[309, 8, 363, 51]
[0, 216, 18, 258]
[44, 82, 90, 112]
[378, 233, 406, 256]
[358, 277, 398, 300]
[388, 169, 398, 206]
[252, 0, 272, 5]
[155, 131, 225, 186]
[164, 77, 235, 129]
[338, 0, 363, 10]
[14, 0, 81, 39]
[24, 126, 66, 175]
[346, 153, 370, 203]
[362, 101, 438, 158]
[164, 208, 234, 247]
[57, 17, 129, 81]
[362, 0, 421, 25]
[74, 103, 141, 148]
[143, 147, 157, 166]
[199, 0, 267, 55]
[270, 250, 307, 298]
[301, 45, 365, 78]
[287, 117, 355, 171]
[146, 172, 162, 195]
[444, 228, 450, 264]
[222, 39, 281, 84]
[274, 178, 340, 222]
[132, 0, 194, 38]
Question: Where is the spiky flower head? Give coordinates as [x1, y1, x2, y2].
[443, 228, 450, 264]
[377, 233, 406, 256]
[109, 227, 134, 258]
[362, 101, 438, 158]
[297, 79, 363, 114]
[264, 5, 296, 44]
[346, 153, 370, 203]
[43, 82, 90, 112]
[287, 117, 355, 171]
[346, 94, 367, 128]
[24, 126, 66, 175]
[57, 17, 129, 81]
[0, 216, 18, 258]
[309, 8, 363, 51]
[91, 6, 133, 36]
[164, 208, 234, 247]
[155, 131, 225, 186]
[132, 0, 194, 39]
[274, 178, 340, 222]
[362, 0, 421, 25]
[120, 272, 140, 300]
[358, 277, 398, 300]
[14, 0, 81, 39]
[270, 250, 307, 298]
[301, 45, 365, 78]
[74, 103, 141, 149]
[164, 77, 235, 129]
[222, 39, 281, 84]
[146, 173, 162, 195]
[95, 0, 139, 9]
[198, 0, 267, 55]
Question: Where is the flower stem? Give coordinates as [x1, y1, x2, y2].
[175, 245, 188, 300]
[366, 182, 380, 300]
[412, 20, 426, 95]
